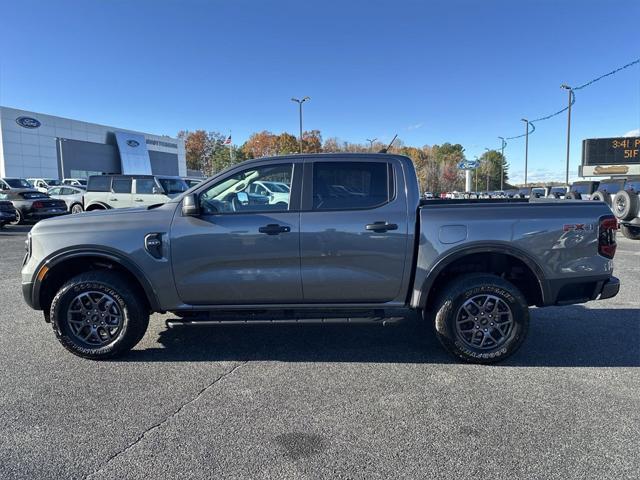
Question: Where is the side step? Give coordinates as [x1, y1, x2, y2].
[166, 316, 407, 328]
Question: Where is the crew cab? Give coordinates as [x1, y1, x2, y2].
[21, 154, 620, 363]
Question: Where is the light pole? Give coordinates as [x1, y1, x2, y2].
[291, 96, 310, 153]
[474, 156, 479, 192]
[484, 148, 491, 191]
[521, 118, 529, 186]
[366, 138, 377, 152]
[561, 84, 573, 187]
[498, 136, 506, 191]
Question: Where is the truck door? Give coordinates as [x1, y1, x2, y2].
[299, 159, 409, 303]
[171, 161, 303, 305]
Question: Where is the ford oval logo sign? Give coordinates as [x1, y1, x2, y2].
[16, 116, 41, 129]
[126, 139, 140, 148]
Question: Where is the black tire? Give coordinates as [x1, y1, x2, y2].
[70, 203, 83, 214]
[50, 271, 149, 359]
[612, 190, 639, 221]
[565, 192, 581, 200]
[430, 274, 529, 364]
[10, 208, 22, 225]
[620, 224, 640, 240]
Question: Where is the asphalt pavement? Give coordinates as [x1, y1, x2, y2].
[0, 224, 638, 479]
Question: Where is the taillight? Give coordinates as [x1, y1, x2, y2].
[598, 215, 617, 259]
[32, 201, 44, 209]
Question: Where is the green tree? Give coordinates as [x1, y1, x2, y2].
[478, 149, 509, 190]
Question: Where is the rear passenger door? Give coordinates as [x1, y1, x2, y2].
[110, 178, 133, 208]
[299, 159, 410, 303]
[133, 177, 158, 207]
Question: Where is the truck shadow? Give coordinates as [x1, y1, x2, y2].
[123, 305, 639, 367]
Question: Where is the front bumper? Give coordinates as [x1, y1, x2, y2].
[26, 210, 68, 221]
[597, 276, 620, 300]
[22, 281, 36, 309]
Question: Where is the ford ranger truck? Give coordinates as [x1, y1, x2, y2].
[21, 154, 620, 363]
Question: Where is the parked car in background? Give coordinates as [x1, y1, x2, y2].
[547, 186, 568, 199]
[566, 180, 599, 200]
[423, 191, 434, 199]
[611, 177, 640, 240]
[0, 200, 17, 228]
[247, 180, 290, 205]
[589, 178, 625, 206]
[83, 175, 190, 211]
[0, 189, 68, 224]
[27, 178, 63, 193]
[47, 185, 85, 214]
[183, 177, 204, 188]
[0, 178, 32, 190]
[62, 178, 88, 188]
[504, 189, 518, 198]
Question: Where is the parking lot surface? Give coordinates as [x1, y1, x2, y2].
[0, 225, 638, 480]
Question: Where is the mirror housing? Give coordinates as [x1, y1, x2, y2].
[181, 193, 200, 216]
[236, 191, 249, 205]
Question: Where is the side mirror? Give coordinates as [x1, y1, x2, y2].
[236, 191, 249, 205]
[182, 193, 200, 216]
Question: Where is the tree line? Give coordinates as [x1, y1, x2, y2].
[177, 129, 511, 193]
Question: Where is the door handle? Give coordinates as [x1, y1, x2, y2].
[365, 221, 398, 232]
[134, 199, 144, 202]
[258, 224, 291, 235]
[109, 198, 118, 201]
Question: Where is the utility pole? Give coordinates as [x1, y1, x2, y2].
[498, 136, 506, 191]
[484, 148, 491, 191]
[521, 118, 529, 187]
[474, 156, 479, 192]
[561, 84, 573, 187]
[366, 138, 377, 152]
[291, 96, 310, 153]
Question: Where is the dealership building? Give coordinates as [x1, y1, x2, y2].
[0, 106, 186, 180]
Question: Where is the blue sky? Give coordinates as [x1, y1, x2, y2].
[1, 0, 638, 183]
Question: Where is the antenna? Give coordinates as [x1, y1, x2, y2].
[379, 134, 398, 153]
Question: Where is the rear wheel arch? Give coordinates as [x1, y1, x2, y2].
[418, 246, 546, 309]
[36, 251, 160, 317]
[85, 202, 110, 211]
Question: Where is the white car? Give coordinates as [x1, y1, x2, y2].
[47, 185, 85, 214]
[424, 191, 434, 199]
[27, 178, 63, 193]
[62, 178, 88, 188]
[247, 180, 290, 205]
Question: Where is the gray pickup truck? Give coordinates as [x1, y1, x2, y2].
[21, 154, 620, 363]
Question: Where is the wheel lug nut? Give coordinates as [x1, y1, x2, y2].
[484, 328, 488, 332]
[490, 323, 494, 326]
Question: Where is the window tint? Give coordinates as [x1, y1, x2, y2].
[158, 178, 188, 195]
[313, 162, 389, 210]
[625, 180, 640, 192]
[571, 183, 593, 194]
[135, 178, 155, 194]
[200, 163, 293, 214]
[6, 178, 32, 188]
[598, 181, 623, 194]
[87, 176, 110, 192]
[48, 187, 61, 195]
[112, 178, 132, 193]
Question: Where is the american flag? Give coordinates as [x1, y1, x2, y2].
[223, 135, 232, 145]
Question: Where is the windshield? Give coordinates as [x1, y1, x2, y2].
[45, 179, 62, 186]
[571, 184, 593, 194]
[531, 188, 545, 196]
[598, 181, 622, 194]
[158, 178, 189, 194]
[550, 187, 566, 193]
[5, 178, 32, 188]
[20, 191, 49, 199]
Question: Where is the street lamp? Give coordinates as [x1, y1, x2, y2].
[561, 84, 573, 187]
[366, 138, 377, 152]
[484, 148, 491, 191]
[291, 96, 310, 153]
[474, 156, 479, 192]
[521, 118, 529, 187]
[498, 136, 506, 191]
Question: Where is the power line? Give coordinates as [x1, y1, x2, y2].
[501, 58, 639, 141]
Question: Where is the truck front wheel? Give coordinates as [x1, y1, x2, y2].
[50, 271, 149, 359]
[430, 274, 529, 364]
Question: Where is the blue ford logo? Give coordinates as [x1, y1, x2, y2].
[16, 116, 41, 129]
[126, 139, 140, 147]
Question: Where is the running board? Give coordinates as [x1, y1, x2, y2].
[166, 316, 406, 328]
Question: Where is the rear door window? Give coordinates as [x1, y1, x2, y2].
[112, 178, 132, 193]
[312, 162, 390, 210]
[88, 176, 110, 192]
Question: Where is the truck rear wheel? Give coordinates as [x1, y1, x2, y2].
[431, 274, 529, 364]
[50, 271, 149, 360]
